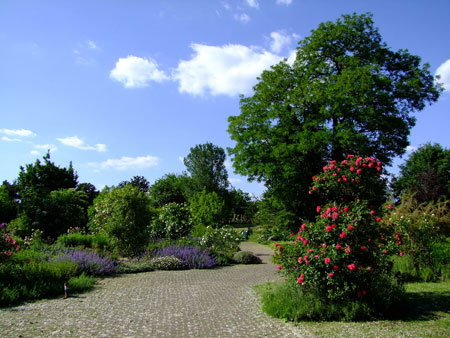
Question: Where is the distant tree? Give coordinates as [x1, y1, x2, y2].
[0, 182, 18, 223]
[392, 143, 450, 203]
[190, 189, 226, 228]
[149, 173, 191, 208]
[227, 13, 441, 228]
[76, 182, 99, 205]
[117, 175, 150, 193]
[184, 142, 229, 194]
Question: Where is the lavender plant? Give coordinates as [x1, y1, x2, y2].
[152, 245, 217, 269]
[52, 248, 115, 276]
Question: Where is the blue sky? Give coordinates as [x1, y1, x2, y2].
[1, 0, 449, 197]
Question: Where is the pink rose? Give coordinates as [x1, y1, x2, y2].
[277, 265, 281, 270]
[347, 264, 356, 271]
[336, 244, 342, 250]
[324, 257, 331, 264]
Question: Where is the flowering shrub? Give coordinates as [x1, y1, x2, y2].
[199, 226, 243, 265]
[149, 256, 185, 270]
[52, 249, 115, 276]
[0, 223, 21, 261]
[152, 245, 216, 269]
[150, 202, 193, 239]
[275, 156, 404, 319]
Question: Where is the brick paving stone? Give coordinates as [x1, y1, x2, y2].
[0, 242, 311, 338]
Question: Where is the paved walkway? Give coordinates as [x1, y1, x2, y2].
[0, 242, 309, 338]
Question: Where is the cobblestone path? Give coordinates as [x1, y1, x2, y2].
[0, 242, 309, 338]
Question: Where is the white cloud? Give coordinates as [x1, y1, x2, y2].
[276, 0, 293, 5]
[0, 128, 36, 137]
[234, 13, 250, 24]
[269, 31, 299, 54]
[2, 136, 21, 142]
[86, 40, 98, 50]
[246, 0, 259, 9]
[89, 155, 159, 171]
[228, 177, 242, 184]
[57, 136, 107, 152]
[31, 144, 57, 156]
[110, 55, 169, 88]
[222, 2, 231, 10]
[436, 59, 450, 92]
[179, 156, 185, 164]
[173, 43, 283, 96]
[406, 145, 418, 153]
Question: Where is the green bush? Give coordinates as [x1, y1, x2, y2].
[0, 256, 79, 306]
[233, 251, 262, 264]
[190, 189, 226, 228]
[150, 202, 192, 239]
[199, 226, 243, 265]
[115, 260, 155, 274]
[57, 232, 110, 251]
[89, 185, 153, 257]
[67, 273, 97, 294]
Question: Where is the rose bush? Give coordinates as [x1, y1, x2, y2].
[274, 156, 405, 319]
[0, 223, 21, 261]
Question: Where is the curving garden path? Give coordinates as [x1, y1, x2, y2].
[0, 242, 309, 338]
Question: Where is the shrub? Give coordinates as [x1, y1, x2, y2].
[115, 260, 155, 274]
[190, 189, 226, 228]
[149, 256, 185, 270]
[89, 185, 152, 257]
[0, 222, 21, 261]
[57, 232, 111, 251]
[199, 226, 243, 265]
[275, 156, 404, 320]
[67, 273, 97, 294]
[233, 251, 262, 264]
[52, 249, 115, 276]
[152, 245, 216, 269]
[150, 202, 192, 239]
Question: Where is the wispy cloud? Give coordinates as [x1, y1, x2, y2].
[110, 55, 169, 88]
[234, 13, 250, 24]
[436, 59, 450, 92]
[269, 31, 299, 54]
[2, 136, 21, 142]
[173, 43, 284, 96]
[57, 136, 106, 152]
[246, 0, 259, 9]
[86, 40, 98, 50]
[276, 0, 293, 5]
[89, 155, 159, 171]
[406, 145, 418, 153]
[0, 128, 36, 137]
[31, 144, 57, 156]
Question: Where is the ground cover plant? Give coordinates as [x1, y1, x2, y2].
[271, 156, 405, 320]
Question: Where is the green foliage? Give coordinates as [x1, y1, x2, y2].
[392, 143, 450, 203]
[184, 142, 229, 194]
[89, 185, 152, 257]
[0, 253, 79, 306]
[275, 156, 404, 319]
[67, 273, 97, 294]
[0, 183, 18, 223]
[227, 13, 441, 226]
[57, 232, 110, 251]
[149, 173, 191, 208]
[150, 202, 192, 240]
[149, 256, 185, 270]
[115, 260, 155, 274]
[199, 226, 243, 264]
[190, 189, 225, 228]
[233, 251, 262, 264]
[117, 175, 151, 193]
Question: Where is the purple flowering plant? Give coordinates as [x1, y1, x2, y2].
[152, 245, 217, 269]
[52, 248, 115, 276]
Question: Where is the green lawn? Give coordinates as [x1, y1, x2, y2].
[256, 281, 450, 337]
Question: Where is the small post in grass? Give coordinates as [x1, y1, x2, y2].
[64, 283, 68, 299]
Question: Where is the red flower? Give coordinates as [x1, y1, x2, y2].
[345, 246, 351, 253]
[388, 204, 393, 210]
[336, 244, 342, 250]
[326, 226, 332, 232]
[277, 265, 281, 270]
[298, 257, 302, 263]
[340, 232, 347, 238]
[324, 257, 331, 264]
[332, 212, 338, 220]
[274, 243, 279, 247]
[350, 166, 355, 172]
[376, 217, 382, 222]
[348, 225, 354, 231]
[361, 246, 367, 251]
[344, 207, 349, 213]
[400, 252, 404, 257]
[347, 264, 356, 271]
[328, 272, 334, 278]
[357, 169, 362, 175]
[289, 233, 294, 237]
[370, 210, 375, 216]
[333, 265, 339, 271]
[316, 206, 321, 213]
[297, 277, 303, 284]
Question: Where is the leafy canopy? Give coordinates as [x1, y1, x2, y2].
[227, 13, 441, 225]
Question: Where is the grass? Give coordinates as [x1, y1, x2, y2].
[253, 281, 450, 337]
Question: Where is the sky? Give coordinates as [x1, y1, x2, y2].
[1, 0, 449, 198]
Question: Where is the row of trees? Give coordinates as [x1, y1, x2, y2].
[0, 143, 256, 244]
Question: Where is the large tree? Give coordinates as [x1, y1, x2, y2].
[228, 13, 441, 226]
[392, 143, 450, 203]
[184, 142, 229, 194]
